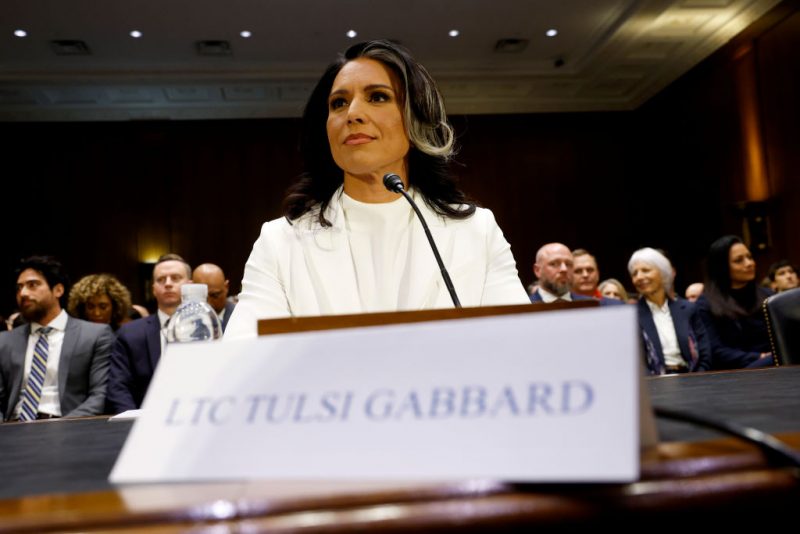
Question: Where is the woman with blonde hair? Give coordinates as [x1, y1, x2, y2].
[598, 278, 629, 302]
[68, 274, 132, 331]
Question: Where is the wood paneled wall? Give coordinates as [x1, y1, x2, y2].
[1, 2, 798, 314]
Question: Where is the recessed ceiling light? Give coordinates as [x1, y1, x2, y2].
[14, 29, 28, 38]
[130, 30, 143, 39]
[240, 30, 252, 38]
[449, 29, 460, 37]
[546, 29, 558, 37]
[346, 30, 357, 38]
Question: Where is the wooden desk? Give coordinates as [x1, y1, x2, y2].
[1, 367, 798, 532]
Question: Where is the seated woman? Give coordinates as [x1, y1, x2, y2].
[67, 274, 132, 332]
[225, 40, 529, 338]
[628, 248, 711, 375]
[694, 235, 774, 369]
[598, 278, 629, 302]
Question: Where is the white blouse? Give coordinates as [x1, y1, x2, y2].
[224, 186, 530, 339]
[341, 192, 415, 313]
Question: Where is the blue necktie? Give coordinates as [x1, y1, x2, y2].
[18, 326, 53, 422]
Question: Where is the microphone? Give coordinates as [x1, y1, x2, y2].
[383, 173, 461, 308]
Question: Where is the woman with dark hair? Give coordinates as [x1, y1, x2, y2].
[628, 248, 711, 375]
[695, 235, 774, 369]
[225, 40, 529, 338]
[67, 274, 132, 332]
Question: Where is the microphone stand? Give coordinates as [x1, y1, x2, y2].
[383, 173, 461, 308]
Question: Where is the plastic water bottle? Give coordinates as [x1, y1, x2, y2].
[165, 284, 222, 342]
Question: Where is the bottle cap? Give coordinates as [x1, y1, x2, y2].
[180, 283, 208, 301]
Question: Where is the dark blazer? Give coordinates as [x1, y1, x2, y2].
[0, 317, 114, 421]
[106, 314, 162, 413]
[637, 297, 711, 375]
[530, 290, 592, 303]
[221, 301, 236, 332]
[694, 290, 773, 370]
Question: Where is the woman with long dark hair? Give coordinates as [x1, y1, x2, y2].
[225, 40, 529, 338]
[695, 235, 774, 369]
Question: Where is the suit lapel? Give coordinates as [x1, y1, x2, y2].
[57, 317, 79, 399]
[7, 326, 32, 415]
[297, 189, 362, 315]
[637, 299, 665, 363]
[146, 316, 162, 370]
[669, 299, 692, 363]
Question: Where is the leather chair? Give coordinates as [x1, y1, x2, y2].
[763, 287, 800, 365]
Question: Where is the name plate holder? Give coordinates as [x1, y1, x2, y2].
[111, 302, 653, 484]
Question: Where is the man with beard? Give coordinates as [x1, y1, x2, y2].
[106, 253, 192, 413]
[0, 256, 114, 421]
[530, 243, 592, 303]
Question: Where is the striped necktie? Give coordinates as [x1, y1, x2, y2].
[18, 326, 53, 422]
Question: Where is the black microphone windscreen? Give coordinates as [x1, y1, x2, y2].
[382, 173, 404, 193]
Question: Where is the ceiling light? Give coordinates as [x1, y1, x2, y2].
[14, 29, 27, 38]
[346, 30, 357, 38]
[546, 29, 558, 37]
[130, 30, 143, 39]
[240, 30, 252, 38]
[449, 29, 460, 37]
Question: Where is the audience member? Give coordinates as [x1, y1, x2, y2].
[530, 243, 590, 303]
[695, 236, 774, 370]
[67, 274, 132, 332]
[598, 278, 629, 302]
[129, 304, 150, 320]
[0, 256, 113, 421]
[106, 253, 192, 413]
[5, 311, 25, 331]
[684, 282, 704, 302]
[767, 260, 799, 293]
[192, 263, 236, 332]
[572, 249, 602, 298]
[628, 248, 710, 375]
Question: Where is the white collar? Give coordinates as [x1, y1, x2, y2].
[538, 288, 571, 303]
[32, 309, 68, 333]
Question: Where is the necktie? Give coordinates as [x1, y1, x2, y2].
[18, 326, 53, 422]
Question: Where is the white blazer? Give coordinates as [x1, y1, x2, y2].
[224, 188, 529, 339]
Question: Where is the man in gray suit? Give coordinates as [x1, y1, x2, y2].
[0, 256, 114, 421]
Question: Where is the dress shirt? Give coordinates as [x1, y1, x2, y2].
[645, 299, 683, 368]
[537, 288, 572, 303]
[14, 309, 68, 418]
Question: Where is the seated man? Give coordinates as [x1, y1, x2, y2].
[571, 249, 602, 299]
[192, 263, 236, 332]
[530, 243, 592, 303]
[106, 254, 192, 413]
[684, 282, 704, 302]
[0, 256, 114, 422]
[767, 260, 799, 293]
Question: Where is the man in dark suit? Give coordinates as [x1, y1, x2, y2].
[0, 256, 114, 421]
[572, 248, 603, 299]
[106, 253, 192, 413]
[192, 263, 236, 332]
[529, 243, 593, 303]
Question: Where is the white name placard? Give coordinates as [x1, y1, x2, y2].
[110, 305, 641, 483]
